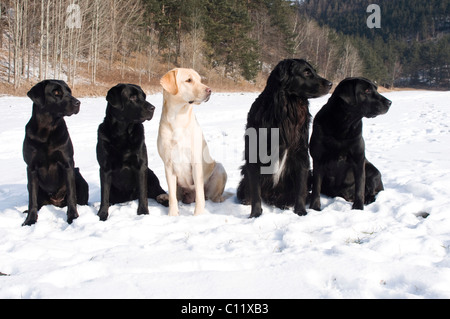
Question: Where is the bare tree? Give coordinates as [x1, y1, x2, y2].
[180, 7, 206, 71]
[39, 0, 44, 80]
[13, 0, 22, 88]
[337, 40, 362, 80]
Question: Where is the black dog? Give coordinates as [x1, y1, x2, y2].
[97, 84, 168, 221]
[310, 77, 392, 211]
[237, 59, 332, 218]
[22, 80, 89, 226]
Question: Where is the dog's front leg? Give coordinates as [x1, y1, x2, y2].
[294, 168, 309, 216]
[137, 164, 149, 216]
[247, 164, 262, 218]
[165, 165, 179, 216]
[98, 168, 112, 221]
[310, 162, 324, 211]
[64, 165, 79, 224]
[192, 163, 205, 216]
[23, 167, 39, 226]
[352, 159, 366, 210]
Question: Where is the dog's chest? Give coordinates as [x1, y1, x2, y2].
[37, 164, 64, 191]
[169, 129, 196, 187]
[24, 132, 73, 167]
[272, 150, 289, 186]
[111, 140, 143, 166]
[160, 120, 204, 188]
[164, 117, 202, 158]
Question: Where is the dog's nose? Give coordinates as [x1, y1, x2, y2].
[73, 99, 81, 107]
[326, 81, 333, 88]
[385, 99, 392, 107]
[206, 87, 212, 94]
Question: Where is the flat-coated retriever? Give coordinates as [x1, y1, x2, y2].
[23, 80, 89, 226]
[310, 77, 392, 211]
[97, 84, 168, 221]
[237, 59, 332, 218]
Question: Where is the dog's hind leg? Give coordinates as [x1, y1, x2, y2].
[205, 162, 227, 203]
[364, 161, 384, 205]
[146, 168, 169, 207]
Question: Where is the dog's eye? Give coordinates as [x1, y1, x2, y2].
[186, 78, 192, 83]
[303, 70, 312, 77]
[130, 95, 138, 102]
[54, 90, 62, 97]
[365, 89, 372, 94]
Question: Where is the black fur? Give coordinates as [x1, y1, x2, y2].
[237, 59, 332, 218]
[310, 77, 392, 211]
[22, 80, 89, 226]
[96, 84, 168, 221]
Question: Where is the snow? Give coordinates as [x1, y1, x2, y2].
[1, 90, 450, 299]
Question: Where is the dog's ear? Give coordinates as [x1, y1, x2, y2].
[270, 60, 290, 85]
[27, 81, 48, 107]
[160, 69, 179, 95]
[336, 79, 357, 106]
[106, 84, 125, 109]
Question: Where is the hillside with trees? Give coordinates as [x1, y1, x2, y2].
[0, 0, 448, 95]
[300, 0, 450, 89]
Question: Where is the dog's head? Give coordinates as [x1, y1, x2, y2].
[28, 80, 80, 117]
[268, 59, 332, 99]
[333, 78, 392, 118]
[160, 68, 212, 105]
[106, 84, 155, 123]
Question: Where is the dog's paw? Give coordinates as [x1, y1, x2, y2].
[352, 201, 364, 211]
[294, 208, 308, 216]
[168, 209, 179, 217]
[249, 207, 262, 219]
[194, 208, 205, 216]
[97, 207, 109, 222]
[156, 194, 169, 207]
[67, 209, 79, 224]
[137, 205, 149, 216]
[22, 210, 38, 227]
[310, 198, 321, 211]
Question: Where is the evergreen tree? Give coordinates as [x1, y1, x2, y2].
[203, 0, 260, 80]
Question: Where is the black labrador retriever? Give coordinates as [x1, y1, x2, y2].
[310, 77, 392, 211]
[97, 84, 168, 221]
[237, 59, 332, 218]
[23, 80, 89, 226]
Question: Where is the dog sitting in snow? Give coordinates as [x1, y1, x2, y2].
[158, 68, 227, 217]
[236, 59, 332, 218]
[309, 77, 392, 211]
[96, 84, 168, 221]
[22, 80, 89, 226]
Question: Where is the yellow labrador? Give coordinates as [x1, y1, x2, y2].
[158, 68, 227, 216]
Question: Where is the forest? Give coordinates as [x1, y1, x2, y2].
[0, 0, 448, 95]
[300, 0, 450, 89]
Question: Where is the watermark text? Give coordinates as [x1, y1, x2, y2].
[367, 4, 381, 29]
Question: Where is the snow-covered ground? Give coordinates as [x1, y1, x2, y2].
[0, 90, 450, 299]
